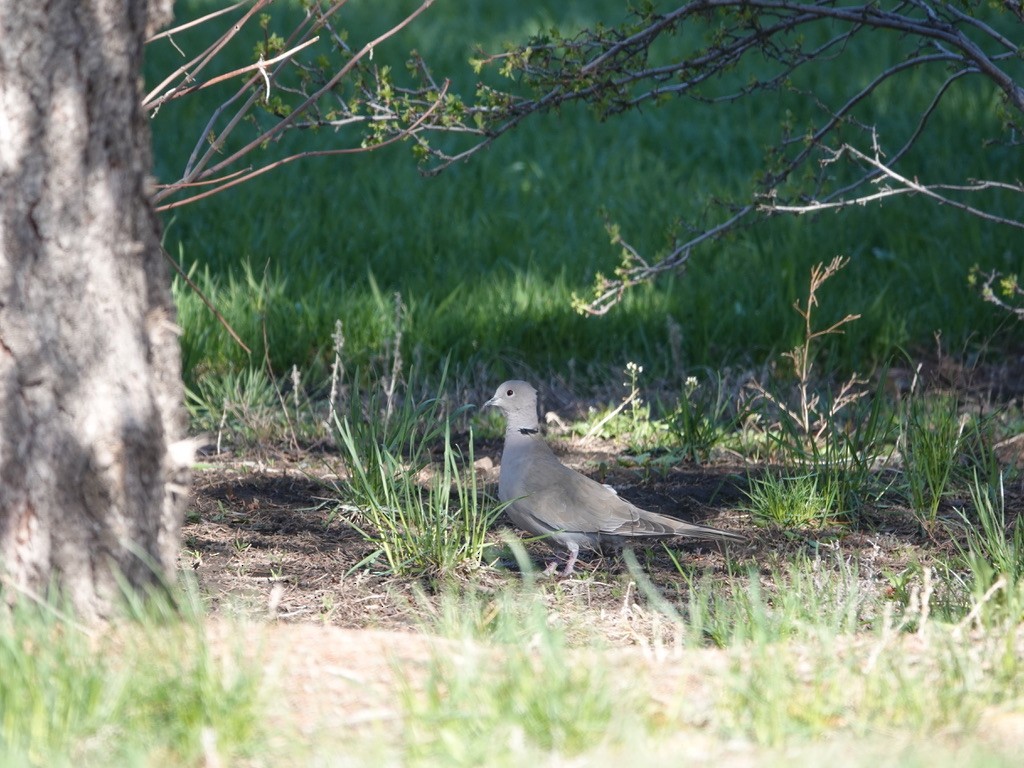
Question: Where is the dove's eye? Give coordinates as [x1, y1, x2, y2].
[506, 388, 514, 396]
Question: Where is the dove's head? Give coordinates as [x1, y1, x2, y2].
[484, 380, 539, 430]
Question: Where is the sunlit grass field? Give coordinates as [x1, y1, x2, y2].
[150, 0, 1024, 392]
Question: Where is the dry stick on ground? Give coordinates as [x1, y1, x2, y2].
[162, 250, 251, 354]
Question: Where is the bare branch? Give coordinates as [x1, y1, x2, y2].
[146, 2, 249, 44]
[574, 205, 756, 316]
[763, 143, 1024, 230]
[143, 0, 274, 111]
[408, 1, 1024, 314]
[156, 81, 451, 211]
[150, 0, 439, 208]
[149, 37, 321, 107]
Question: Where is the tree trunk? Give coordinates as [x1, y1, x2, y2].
[0, 0, 187, 618]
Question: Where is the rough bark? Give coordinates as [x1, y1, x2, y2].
[0, 0, 186, 618]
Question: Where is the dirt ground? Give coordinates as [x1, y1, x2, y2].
[181, 439, 918, 630]
[181, 354, 1024, 624]
[182, 406, 1024, 630]
[180, 367, 1024, 754]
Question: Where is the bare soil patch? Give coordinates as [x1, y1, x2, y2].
[182, 442, 920, 629]
[181, 355, 1024, 627]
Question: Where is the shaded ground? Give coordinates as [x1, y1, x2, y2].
[181, 435, 957, 631]
[181, 353, 1024, 627]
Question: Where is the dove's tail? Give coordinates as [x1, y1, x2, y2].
[631, 509, 745, 541]
[670, 520, 746, 542]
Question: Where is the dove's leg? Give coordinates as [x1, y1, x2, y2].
[561, 541, 580, 577]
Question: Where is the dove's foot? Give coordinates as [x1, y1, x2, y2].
[541, 543, 581, 578]
[559, 542, 580, 577]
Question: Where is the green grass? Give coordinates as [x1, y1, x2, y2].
[8, 557, 1020, 766]
[902, 394, 969, 525]
[954, 469, 1024, 623]
[0, 587, 265, 766]
[324, 362, 503, 577]
[720, 625, 1018, 748]
[665, 371, 748, 462]
[402, 586, 650, 765]
[335, 419, 501, 578]
[150, 0, 1024, 394]
[743, 472, 841, 529]
[11, 543, 1020, 767]
[379, 554, 1024, 765]
[702, 555, 1024, 749]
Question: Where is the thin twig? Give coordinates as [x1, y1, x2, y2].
[765, 143, 1024, 229]
[161, 250, 251, 354]
[156, 81, 449, 210]
[193, 0, 435, 184]
[150, 37, 319, 107]
[146, 1, 248, 44]
[143, 0, 273, 110]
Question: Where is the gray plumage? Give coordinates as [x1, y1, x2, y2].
[484, 380, 744, 576]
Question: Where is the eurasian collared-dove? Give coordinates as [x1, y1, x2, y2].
[485, 380, 744, 576]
